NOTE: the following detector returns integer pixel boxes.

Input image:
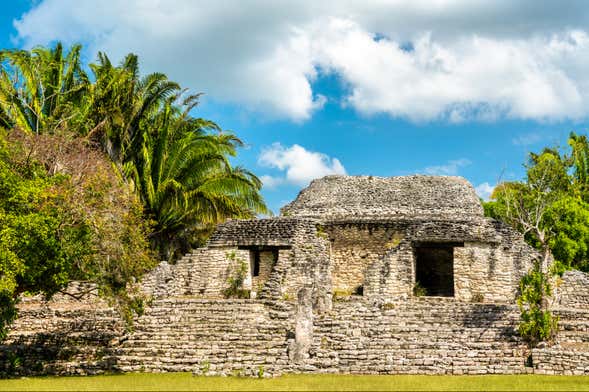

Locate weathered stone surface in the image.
[281,175,483,220]
[4,293,589,377]
[556,270,589,309]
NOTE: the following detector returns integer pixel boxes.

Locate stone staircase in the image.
[554,309,589,344]
[2,292,588,376]
[309,298,530,375]
[113,299,295,376]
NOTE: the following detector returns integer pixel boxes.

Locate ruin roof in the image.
[207,217,316,247]
[280,175,484,220]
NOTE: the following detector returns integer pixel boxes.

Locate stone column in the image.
[289,286,313,363]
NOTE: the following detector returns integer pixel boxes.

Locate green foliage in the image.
[543,196,589,272]
[413,281,427,297]
[0,42,267,335]
[332,288,353,301]
[517,263,558,346]
[315,225,328,239]
[0,130,155,338]
[126,101,269,259]
[0,43,89,134]
[484,132,589,273]
[200,360,210,375]
[223,259,250,299]
[0,42,269,262]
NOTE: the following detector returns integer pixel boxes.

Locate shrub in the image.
[223,259,250,298]
[413,281,427,297]
[517,262,558,346]
[0,130,155,336]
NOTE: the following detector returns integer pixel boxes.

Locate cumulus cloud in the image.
[475,182,495,200]
[13,1,589,122]
[512,132,545,146]
[424,158,471,176]
[258,143,346,187]
[259,175,284,189]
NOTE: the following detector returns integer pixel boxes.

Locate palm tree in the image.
[127,97,269,259]
[0,43,269,260]
[0,43,89,134]
[87,52,180,164]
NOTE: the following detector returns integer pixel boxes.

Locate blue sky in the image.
[3,1,588,213]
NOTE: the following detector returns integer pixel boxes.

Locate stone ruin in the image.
[2,175,589,376]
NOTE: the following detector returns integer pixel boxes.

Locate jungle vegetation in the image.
[484,132,589,275]
[0,43,268,337]
[484,132,589,344]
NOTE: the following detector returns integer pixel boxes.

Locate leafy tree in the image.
[485,152,566,268]
[86,53,180,165]
[568,132,589,201]
[485,132,589,273]
[543,196,589,273]
[0,130,155,337]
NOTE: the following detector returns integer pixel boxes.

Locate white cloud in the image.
[13,1,589,122]
[258,143,346,187]
[512,132,544,146]
[475,182,495,201]
[424,158,471,176]
[259,175,284,189]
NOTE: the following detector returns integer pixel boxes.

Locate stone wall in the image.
[533,348,589,375]
[0,297,123,377]
[359,219,537,303]
[556,270,589,309]
[326,224,400,293]
[309,299,530,375]
[115,299,295,376]
[270,222,331,311]
[207,218,314,247]
[141,248,250,298]
[142,218,331,307]
[3,288,589,377]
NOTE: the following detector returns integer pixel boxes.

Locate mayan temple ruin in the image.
[2,175,589,376]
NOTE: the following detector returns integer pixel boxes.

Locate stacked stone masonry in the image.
[1,175,589,376]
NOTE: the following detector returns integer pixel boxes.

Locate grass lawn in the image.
[0,373,587,391]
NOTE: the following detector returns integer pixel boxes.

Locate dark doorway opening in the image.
[415,243,461,297]
[239,246,284,279]
[252,250,261,277]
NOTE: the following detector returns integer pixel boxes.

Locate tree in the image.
[127,97,269,259]
[0,42,269,259]
[543,196,589,273]
[485,132,589,273]
[486,151,567,270]
[0,42,269,336]
[568,132,589,201]
[0,129,155,337]
[517,262,558,346]
[0,43,89,134]
[87,53,180,165]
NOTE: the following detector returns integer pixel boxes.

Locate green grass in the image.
[0,373,587,391]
